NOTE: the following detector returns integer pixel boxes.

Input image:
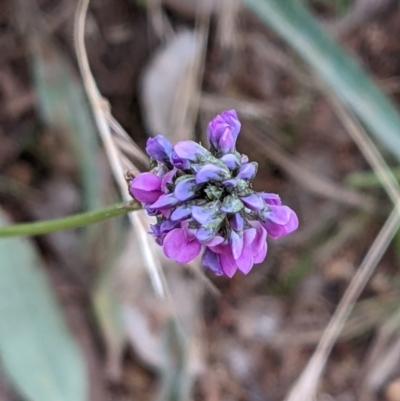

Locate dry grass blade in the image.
[360,308,400,398]
[74,0,166,297]
[329,95,400,203]
[140,3,221,294]
[325,0,397,38]
[285,93,400,401]
[285,207,400,401]
[247,123,376,211]
[105,113,149,166]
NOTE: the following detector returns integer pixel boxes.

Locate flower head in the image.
[127,110,298,277]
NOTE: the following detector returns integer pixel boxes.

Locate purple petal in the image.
[241,194,264,211]
[201,249,223,276]
[220,250,238,278]
[129,173,163,204]
[150,223,161,236]
[174,177,197,201]
[146,135,173,161]
[221,154,240,170]
[230,213,244,231]
[191,203,218,225]
[180,220,197,240]
[161,168,177,192]
[150,223,164,243]
[170,204,192,221]
[237,162,258,180]
[253,242,267,264]
[196,227,216,242]
[170,152,190,169]
[163,228,186,258]
[130,172,161,191]
[144,205,159,216]
[208,242,228,254]
[243,228,257,247]
[230,230,244,260]
[286,211,299,232]
[249,222,268,264]
[207,110,241,153]
[175,240,202,263]
[236,247,254,274]
[163,229,201,263]
[222,179,237,188]
[258,192,281,206]
[205,235,225,247]
[150,193,179,209]
[150,219,179,244]
[160,209,172,219]
[264,205,292,225]
[219,129,236,154]
[195,164,230,184]
[224,109,241,138]
[160,219,180,233]
[262,206,299,239]
[174,141,207,161]
[250,222,267,257]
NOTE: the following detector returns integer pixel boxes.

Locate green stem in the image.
[0,201,142,238]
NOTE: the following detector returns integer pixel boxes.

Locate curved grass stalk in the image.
[74,0,166,297]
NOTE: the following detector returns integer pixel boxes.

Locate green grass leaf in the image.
[29,27,100,211]
[0,210,88,401]
[240,0,400,162]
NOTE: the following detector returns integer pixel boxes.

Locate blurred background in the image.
[1,0,400,400]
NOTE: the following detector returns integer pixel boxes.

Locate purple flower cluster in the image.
[128,110,298,277]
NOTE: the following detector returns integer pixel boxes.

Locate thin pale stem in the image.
[0,201,141,238]
[74,0,166,297]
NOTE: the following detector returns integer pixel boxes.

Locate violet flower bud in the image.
[129,172,163,204]
[146,135,173,162]
[207,109,241,154]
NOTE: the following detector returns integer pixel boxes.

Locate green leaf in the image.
[92,269,125,379]
[394,227,400,264]
[240,0,400,162]
[346,167,400,189]
[0,210,88,401]
[29,27,100,211]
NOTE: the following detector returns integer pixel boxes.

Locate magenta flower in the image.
[163,227,201,263]
[262,205,299,239]
[127,110,298,277]
[129,172,163,204]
